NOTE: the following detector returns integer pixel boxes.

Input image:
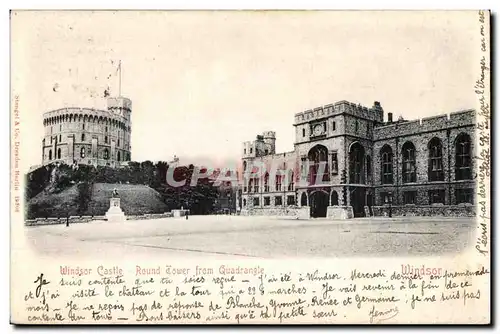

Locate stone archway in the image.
[300,192,308,206]
[310,191,328,218]
[330,190,339,206]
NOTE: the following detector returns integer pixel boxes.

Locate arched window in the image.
[380,145,393,184]
[57,148,61,159]
[117,151,121,162]
[402,142,416,183]
[81,133,85,142]
[104,149,109,160]
[59,135,61,142]
[243,161,247,171]
[80,147,85,158]
[455,133,472,180]
[264,173,269,192]
[308,145,329,184]
[48,150,52,160]
[275,174,282,191]
[105,136,108,144]
[349,142,365,184]
[243,198,247,207]
[428,137,444,181]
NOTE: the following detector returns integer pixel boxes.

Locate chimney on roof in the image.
[388,112,393,123]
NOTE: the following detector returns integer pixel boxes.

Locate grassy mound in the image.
[26,182,168,219]
[87,183,168,216]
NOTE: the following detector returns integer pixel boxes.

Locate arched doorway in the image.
[300,193,308,206]
[350,187,366,217]
[307,145,329,185]
[330,190,339,206]
[310,191,328,218]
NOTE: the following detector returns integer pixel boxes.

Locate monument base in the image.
[106,198,126,223]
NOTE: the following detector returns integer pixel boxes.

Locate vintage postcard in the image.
[10,10,490,324]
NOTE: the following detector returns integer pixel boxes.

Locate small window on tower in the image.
[81,133,85,141]
[105,136,108,144]
[332,121,336,131]
[302,128,306,137]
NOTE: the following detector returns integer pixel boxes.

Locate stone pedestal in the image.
[327,206,354,219]
[106,198,126,223]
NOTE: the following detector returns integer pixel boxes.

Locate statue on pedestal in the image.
[106,188,125,223]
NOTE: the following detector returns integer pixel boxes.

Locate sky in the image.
[11,10,482,172]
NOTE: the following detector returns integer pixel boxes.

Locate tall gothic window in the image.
[117,151,121,162]
[380,145,393,184]
[331,152,338,175]
[275,174,282,191]
[428,137,444,181]
[349,142,365,184]
[48,149,52,160]
[455,133,472,180]
[402,141,416,183]
[264,173,269,192]
[104,148,109,160]
[80,147,85,158]
[57,148,61,159]
[81,133,85,142]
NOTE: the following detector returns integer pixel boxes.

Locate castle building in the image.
[41,96,132,168]
[240,100,476,218]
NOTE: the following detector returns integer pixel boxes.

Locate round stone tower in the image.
[262,131,276,155]
[41,96,132,167]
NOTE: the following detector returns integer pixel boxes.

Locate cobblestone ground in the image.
[24,215,476,260]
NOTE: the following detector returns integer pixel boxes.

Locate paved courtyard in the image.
[24,215,476,260]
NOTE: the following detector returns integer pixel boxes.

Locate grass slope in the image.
[87,183,168,216]
[27,183,168,218]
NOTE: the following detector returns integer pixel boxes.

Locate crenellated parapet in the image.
[294,100,384,125]
[373,109,475,140]
[43,108,130,131]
